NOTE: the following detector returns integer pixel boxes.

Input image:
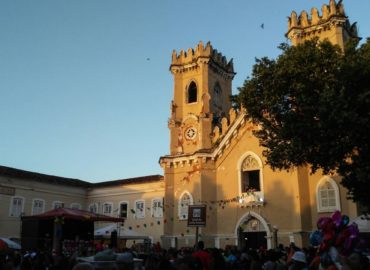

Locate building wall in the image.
[0,171,165,246]
[87,181,165,244]
[0,175,87,238]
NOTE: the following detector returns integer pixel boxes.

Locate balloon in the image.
[317,217,331,230]
[342,224,360,255]
[331,211,342,228]
[348,223,359,238]
[310,230,323,246]
[335,227,350,247]
[341,215,350,227]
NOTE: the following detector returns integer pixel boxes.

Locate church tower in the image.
[168,41,235,155]
[286,0,359,49]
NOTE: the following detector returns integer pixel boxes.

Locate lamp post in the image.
[273,225,278,249]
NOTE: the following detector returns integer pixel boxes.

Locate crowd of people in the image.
[0,239,369,270]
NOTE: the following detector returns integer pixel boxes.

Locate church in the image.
[159,0,360,249]
[0,0,365,250]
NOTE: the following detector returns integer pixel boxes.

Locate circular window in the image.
[185,127,197,140]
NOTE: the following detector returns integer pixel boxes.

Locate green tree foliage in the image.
[236,38,370,210]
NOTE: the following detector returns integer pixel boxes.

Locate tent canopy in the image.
[21,207,125,223]
[353,215,370,232]
[94,224,149,240]
[0,237,21,250]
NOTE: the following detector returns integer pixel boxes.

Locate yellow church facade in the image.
[159,0,359,250]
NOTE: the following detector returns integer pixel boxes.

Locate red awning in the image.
[21,208,125,223]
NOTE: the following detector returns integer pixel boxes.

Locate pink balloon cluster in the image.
[315,210,359,256]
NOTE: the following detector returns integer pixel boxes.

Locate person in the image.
[289,251,307,270]
[95,240,104,252]
[192,241,211,270]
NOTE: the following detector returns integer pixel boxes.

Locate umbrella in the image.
[0,237,21,250]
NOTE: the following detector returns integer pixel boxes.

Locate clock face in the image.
[184,127,197,140]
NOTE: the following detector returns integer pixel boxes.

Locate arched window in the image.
[178,191,193,220]
[238,152,264,203]
[187,81,197,103]
[316,176,341,213]
[241,155,262,192]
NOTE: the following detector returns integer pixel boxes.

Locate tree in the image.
[236,38,370,210]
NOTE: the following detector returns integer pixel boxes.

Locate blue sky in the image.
[1,0,369,182]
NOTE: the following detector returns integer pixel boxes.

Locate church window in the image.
[317,176,341,213]
[10,196,24,217]
[178,191,193,220]
[32,199,45,215]
[187,81,197,103]
[241,155,261,192]
[238,152,264,203]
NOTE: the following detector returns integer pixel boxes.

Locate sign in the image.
[0,185,15,196]
[187,204,206,227]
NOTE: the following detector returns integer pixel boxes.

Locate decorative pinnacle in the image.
[170,41,234,74]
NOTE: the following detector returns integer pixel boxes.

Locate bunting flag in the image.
[122,193,264,232]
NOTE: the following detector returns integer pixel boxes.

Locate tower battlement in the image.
[288,0,345,30]
[170,41,234,75]
[286,0,358,48]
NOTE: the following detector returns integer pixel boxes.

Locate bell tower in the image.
[286,0,359,50]
[168,41,235,155]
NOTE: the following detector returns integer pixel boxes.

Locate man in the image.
[192,241,211,270]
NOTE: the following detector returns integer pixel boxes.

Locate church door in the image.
[242,231,267,250]
[238,217,267,250]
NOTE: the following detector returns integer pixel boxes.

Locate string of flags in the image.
[125,193,262,236]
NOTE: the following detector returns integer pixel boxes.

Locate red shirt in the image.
[193,250,211,270]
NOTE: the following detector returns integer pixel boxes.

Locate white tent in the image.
[353,215,370,232]
[94,224,149,240]
[0,237,21,250]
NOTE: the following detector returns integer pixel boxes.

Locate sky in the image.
[1,0,369,182]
